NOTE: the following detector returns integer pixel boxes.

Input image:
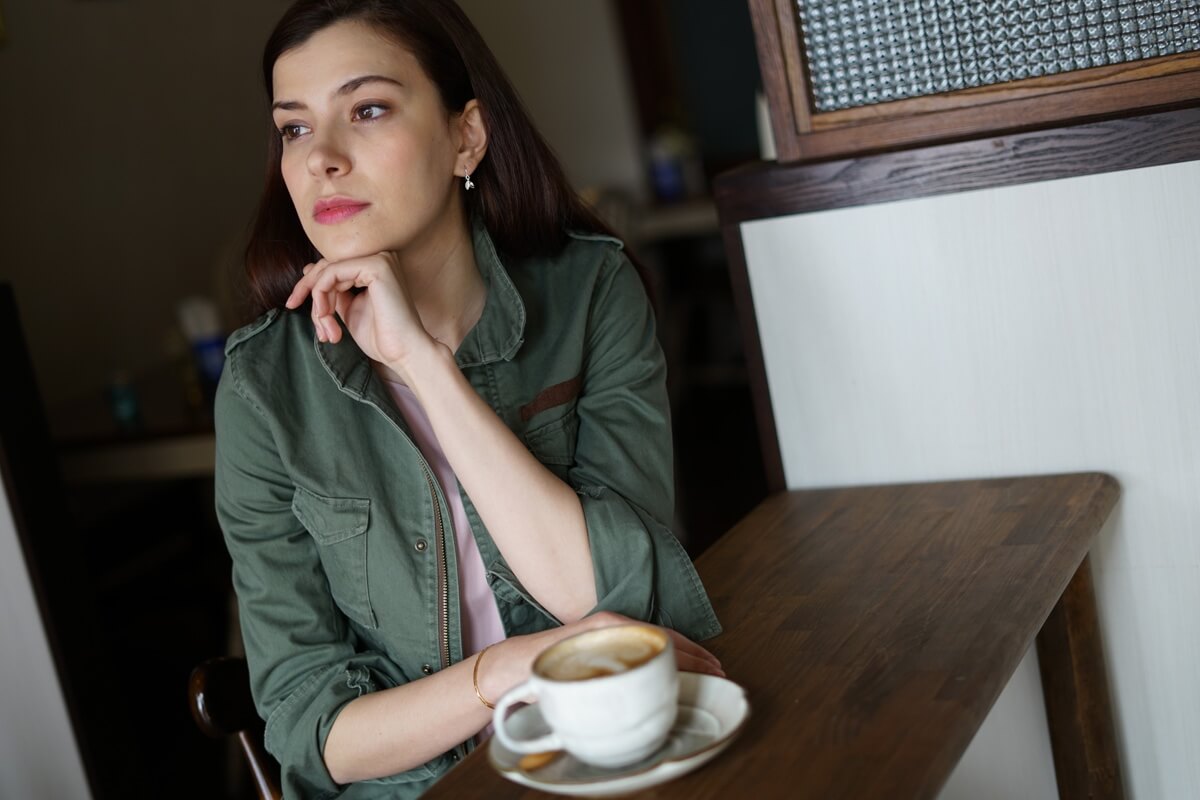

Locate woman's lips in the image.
[314,202,370,225]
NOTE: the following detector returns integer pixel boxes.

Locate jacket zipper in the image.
[422,434,463,761]
[423,467,452,672]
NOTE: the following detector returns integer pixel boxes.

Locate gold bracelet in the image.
[473,644,496,710]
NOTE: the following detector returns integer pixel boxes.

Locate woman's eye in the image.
[353,103,389,121]
[278,123,310,141]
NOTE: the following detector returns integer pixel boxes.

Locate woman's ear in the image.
[455,99,489,178]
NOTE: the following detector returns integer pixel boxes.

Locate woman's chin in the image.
[313,240,381,263]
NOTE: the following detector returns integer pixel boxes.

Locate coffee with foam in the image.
[536,625,667,681]
[494,623,679,768]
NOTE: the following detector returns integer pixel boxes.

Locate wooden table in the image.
[428,473,1123,800]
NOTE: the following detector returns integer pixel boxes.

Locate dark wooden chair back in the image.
[188,656,282,800]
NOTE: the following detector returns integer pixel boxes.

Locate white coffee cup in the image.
[492,624,679,768]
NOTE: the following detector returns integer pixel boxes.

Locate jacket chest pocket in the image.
[291,486,378,629]
[522,409,579,481]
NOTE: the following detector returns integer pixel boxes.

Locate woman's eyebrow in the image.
[272,75,405,112]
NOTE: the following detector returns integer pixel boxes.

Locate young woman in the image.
[215,1,723,796]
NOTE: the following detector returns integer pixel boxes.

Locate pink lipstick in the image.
[313,196,370,224]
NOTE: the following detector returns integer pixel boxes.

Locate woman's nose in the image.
[306,131,351,177]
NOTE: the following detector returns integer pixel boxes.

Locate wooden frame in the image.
[748,0,1200,162]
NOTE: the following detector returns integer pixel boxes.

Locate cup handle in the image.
[492,679,563,755]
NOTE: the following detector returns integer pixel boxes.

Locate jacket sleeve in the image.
[214,360,449,799]
[570,251,722,641]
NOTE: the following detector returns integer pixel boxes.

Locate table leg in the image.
[1035,555,1125,800]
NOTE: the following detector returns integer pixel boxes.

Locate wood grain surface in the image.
[1037,557,1126,800]
[426,472,1119,799]
[812,53,1200,129]
[715,106,1200,226]
[784,70,1200,163]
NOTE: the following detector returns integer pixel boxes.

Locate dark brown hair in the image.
[243,0,631,319]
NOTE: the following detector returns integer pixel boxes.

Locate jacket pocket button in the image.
[422,664,434,675]
[414,539,428,552]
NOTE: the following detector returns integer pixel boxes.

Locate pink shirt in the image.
[382,379,506,658]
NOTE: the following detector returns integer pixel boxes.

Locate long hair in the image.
[243,0,630,319]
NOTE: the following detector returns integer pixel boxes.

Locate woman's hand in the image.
[478,611,725,704]
[284,252,439,373]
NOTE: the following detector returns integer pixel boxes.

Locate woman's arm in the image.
[216,357,432,797]
[289,251,597,622]
[288,245,722,637]
[322,621,543,784]
[323,611,724,783]
[400,341,596,621]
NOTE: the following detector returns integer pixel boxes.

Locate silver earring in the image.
[463,167,475,191]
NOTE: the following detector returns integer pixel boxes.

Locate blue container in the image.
[192,335,227,385]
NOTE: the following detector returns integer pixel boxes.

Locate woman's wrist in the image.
[478,636,535,705]
[386,336,454,388]
[478,618,620,704]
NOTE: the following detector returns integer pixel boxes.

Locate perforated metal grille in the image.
[797,1,1200,112]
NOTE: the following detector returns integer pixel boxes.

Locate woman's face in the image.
[271,20,465,262]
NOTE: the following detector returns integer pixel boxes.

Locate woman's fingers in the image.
[582,612,725,676]
[287,259,327,307]
[318,313,339,344]
[287,259,375,343]
[286,258,366,310]
[588,616,724,675]
[671,634,725,677]
[665,629,722,670]
[676,650,726,677]
[334,291,354,330]
[284,251,432,366]
[310,273,357,324]
[309,265,363,315]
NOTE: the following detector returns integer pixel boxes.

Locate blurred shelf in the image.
[59,433,216,485]
[50,362,216,485]
[633,198,720,246]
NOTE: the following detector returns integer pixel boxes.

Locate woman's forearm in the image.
[396,343,597,622]
[323,618,638,783]
[323,655,491,784]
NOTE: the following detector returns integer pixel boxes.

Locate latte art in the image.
[537,625,666,681]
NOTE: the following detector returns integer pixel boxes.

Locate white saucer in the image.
[488,672,749,797]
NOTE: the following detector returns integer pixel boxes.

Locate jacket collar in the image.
[454,216,527,368]
[315,217,527,397]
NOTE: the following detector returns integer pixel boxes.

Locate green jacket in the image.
[214,221,722,799]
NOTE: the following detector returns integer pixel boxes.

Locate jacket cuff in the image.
[577,485,723,641]
[263,658,448,798]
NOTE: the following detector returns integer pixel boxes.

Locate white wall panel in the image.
[938,643,1056,800]
[0,486,90,800]
[741,160,1200,799]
